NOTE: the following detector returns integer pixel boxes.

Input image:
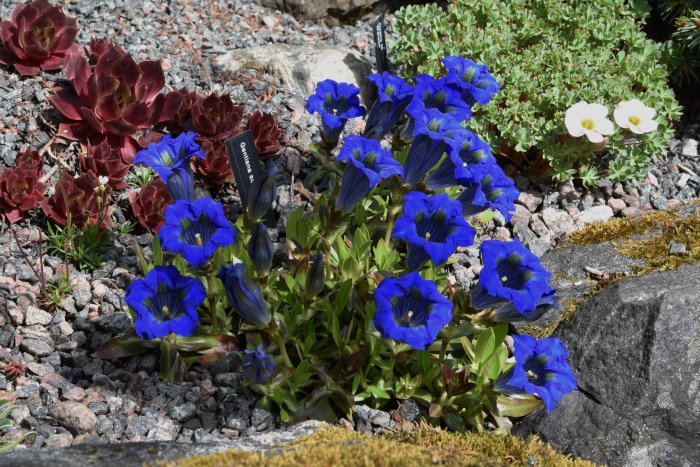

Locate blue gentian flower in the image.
[305,252,325,299]
[364,72,414,140]
[248,222,274,275]
[457,162,519,222]
[373,272,453,350]
[134,132,204,200]
[424,130,494,189]
[402,108,465,186]
[242,344,276,384]
[495,335,577,413]
[470,239,553,314]
[408,74,472,122]
[125,265,205,340]
[306,79,366,146]
[493,289,558,323]
[443,56,500,106]
[247,164,278,222]
[392,192,475,270]
[335,135,403,212]
[217,262,270,327]
[158,197,237,269]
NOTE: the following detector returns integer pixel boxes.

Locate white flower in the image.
[564,101,615,143]
[614,99,658,135]
[98,175,109,186]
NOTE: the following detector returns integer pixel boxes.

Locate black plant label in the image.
[373,13,389,74]
[225,130,263,208]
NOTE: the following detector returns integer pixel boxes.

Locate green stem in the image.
[206,275,218,332]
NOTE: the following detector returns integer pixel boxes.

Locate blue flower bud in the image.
[304,253,325,299]
[248,222,274,275]
[247,164,278,222]
[217,262,270,327]
[242,344,275,384]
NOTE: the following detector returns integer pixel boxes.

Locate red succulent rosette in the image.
[128,178,172,232]
[80,140,130,190]
[0,0,79,76]
[247,110,282,155]
[48,39,183,161]
[41,172,112,230]
[187,93,244,140]
[15,149,44,175]
[193,139,234,186]
[0,166,47,223]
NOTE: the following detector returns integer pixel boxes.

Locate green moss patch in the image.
[156,425,597,467]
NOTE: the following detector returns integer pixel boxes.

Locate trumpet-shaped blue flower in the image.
[373,272,453,350]
[306,79,366,146]
[443,56,500,106]
[158,198,237,269]
[364,72,414,140]
[134,132,204,200]
[457,162,519,222]
[247,164,278,222]
[424,130,494,189]
[335,135,403,212]
[408,74,472,122]
[493,289,558,323]
[392,192,475,270]
[403,108,465,186]
[495,335,577,413]
[125,265,205,340]
[217,262,270,327]
[471,239,553,314]
[248,222,274,275]
[242,344,276,384]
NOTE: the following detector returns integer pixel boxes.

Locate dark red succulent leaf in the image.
[155,87,201,135]
[15,149,44,175]
[0,0,79,76]
[193,138,234,186]
[128,178,172,232]
[80,140,130,190]
[0,166,47,223]
[247,110,282,155]
[188,93,244,140]
[41,172,112,230]
[49,39,183,161]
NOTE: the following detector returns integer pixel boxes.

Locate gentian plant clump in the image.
[99,56,576,431]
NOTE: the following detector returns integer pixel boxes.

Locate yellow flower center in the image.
[581,118,595,130]
[526,370,538,381]
[628,115,641,126]
[424,232,431,240]
[162,306,171,318]
[195,233,203,246]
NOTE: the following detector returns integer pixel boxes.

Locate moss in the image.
[156,425,597,467]
[568,209,677,246]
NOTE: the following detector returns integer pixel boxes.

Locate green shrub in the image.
[391,0,682,185]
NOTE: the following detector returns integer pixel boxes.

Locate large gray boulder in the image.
[261,0,381,20]
[513,264,700,466]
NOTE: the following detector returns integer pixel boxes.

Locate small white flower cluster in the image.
[564,99,658,143]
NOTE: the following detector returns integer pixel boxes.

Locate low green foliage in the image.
[0,400,35,452]
[158,424,597,467]
[126,166,156,189]
[391,0,682,184]
[46,273,75,311]
[46,220,110,272]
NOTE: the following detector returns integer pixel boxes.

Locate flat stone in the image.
[540,208,575,236]
[668,240,687,255]
[516,192,543,212]
[681,138,698,157]
[49,401,97,435]
[575,205,614,226]
[606,198,626,214]
[19,338,54,357]
[215,44,372,104]
[43,433,73,448]
[260,0,380,20]
[25,306,52,326]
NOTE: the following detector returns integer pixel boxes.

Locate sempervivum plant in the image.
[128,178,172,232]
[247,110,282,156]
[80,140,130,190]
[188,93,244,140]
[0,166,47,223]
[49,39,182,161]
[15,149,44,175]
[193,139,233,186]
[0,0,78,76]
[41,172,111,230]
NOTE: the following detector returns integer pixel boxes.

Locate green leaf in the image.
[91,331,160,359]
[474,328,496,364]
[497,395,544,417]
[152,235,163,266]
[367,385,391,399]
[133,239,152,275]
